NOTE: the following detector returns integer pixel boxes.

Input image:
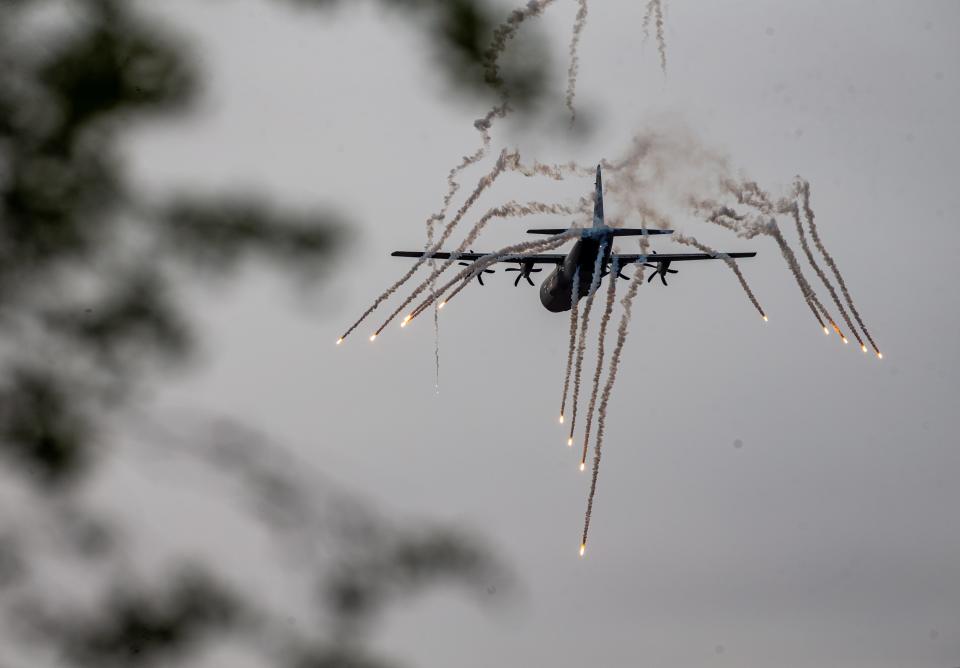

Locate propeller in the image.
[505,259,543,286]
[601,264,630,281]
[458,254,495,286]
[643,251,678,286]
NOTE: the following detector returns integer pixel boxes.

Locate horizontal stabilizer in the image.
[525,228,673,236]
[607,228,673,236]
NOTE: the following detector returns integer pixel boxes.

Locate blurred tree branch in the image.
[1,0,534,665]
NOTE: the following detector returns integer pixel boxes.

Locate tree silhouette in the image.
[0,0,541,664]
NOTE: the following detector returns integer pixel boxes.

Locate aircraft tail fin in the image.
[593,164,604,228]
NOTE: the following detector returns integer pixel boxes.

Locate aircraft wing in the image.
[391,251,566,264]
[612,251,756,264]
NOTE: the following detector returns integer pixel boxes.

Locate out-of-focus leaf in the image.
[44,270,192,369]
[324,527,501,625]
[39,6,197,149]
[0,534,25,589]
[293,646,394,668]
[159,196,344,276]
[51,567,239,667]
[0,366,94,485]
[1,147,120,272]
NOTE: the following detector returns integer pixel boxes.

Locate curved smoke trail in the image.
[672,232,767,319]
[403,199,577,323]
[408,232,580,321]
[581,264,645,555]
[339,152,513,342]
[720,179,850,337]
[376,201,577,335]
[579,257,620,469]
[508,153,596,180]
[696,199,838,334]
[483,0,558,91]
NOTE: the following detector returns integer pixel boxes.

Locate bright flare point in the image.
[579,462,585,472]
[369,334,377,342]
[842,337,849,344]
[762,315,769,322]
[579,543,585,557]
[823,326,830,335]
[567,437,573,447]
[877,352,884,360]
[559,414,565,424]
[336,337,343,346]
[861,344,868,353]
[438,301,446,310]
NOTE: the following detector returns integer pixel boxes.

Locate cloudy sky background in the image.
[104,1,960,665]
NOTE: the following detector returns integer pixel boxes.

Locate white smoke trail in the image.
[579,257,620,469]
[338,152,513,342]
[559,268,581,428]
[581,263,645,554]
[507,153,596,180]
[718,180,844,332]
[441,105,511,214]
[483,0,558,92]
[433,302,441,392]
[641,0,654,41]
[672,232,767,320]
[404,199,577,322]
[567,239,608,447]
[641,0,667,74]
[694,199,837,333]
[724,178,775,215]
[427,0,558,368]
[376,200,577,335]
[797,179,881,355]
[766,221,836,333]
[437,0,557,229]
[565,0,589,124]
[410,232,580,320]
[428,106,508,392]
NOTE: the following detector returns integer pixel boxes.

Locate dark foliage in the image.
[1,0,528,665]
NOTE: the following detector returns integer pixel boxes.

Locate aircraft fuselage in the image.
[539,237,611,313]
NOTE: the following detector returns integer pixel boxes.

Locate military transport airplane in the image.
[392,165,757,313]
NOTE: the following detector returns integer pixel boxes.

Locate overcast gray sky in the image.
[110,1,960,665]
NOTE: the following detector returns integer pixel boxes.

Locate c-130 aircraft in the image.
[392,165,757,312]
